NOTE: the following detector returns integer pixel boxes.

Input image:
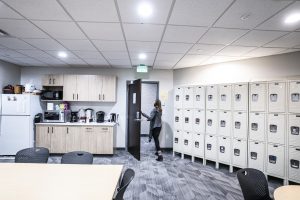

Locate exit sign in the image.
[136,65,148,73]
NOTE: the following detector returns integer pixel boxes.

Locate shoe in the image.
[156,155,163,162]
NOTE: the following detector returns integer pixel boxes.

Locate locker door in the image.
[288,147,300,182]
[233,84,248,111]
[173,130,182,153]
[289,81,300,113]
[183,87,194,109]
[268,82,286,113]
[288,114,300,147]
[218,111,232,137]
[206,85,218,110]
[194,86,205,109]
[232,139,247,168]
[192,133,204,158]
[183,109,193,131]
[182,131,192,155]
[206,110,217,135]
[219,84,232,110]
[174,109,183,130]
[218,136,231,164]
[250,83,267,112]
[267,144,285,178]
[193,110,205,133]
[267,114,286,145]
[174,87,183,108]
[205,135,217,161]
[233,111,248,139]
[249,113,266,142]
[248,141,265,172]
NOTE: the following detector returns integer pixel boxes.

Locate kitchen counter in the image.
[35,122,116,127]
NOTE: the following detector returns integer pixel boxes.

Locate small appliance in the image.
[85,108,94,123]
[34,113,43,123]
[43,110,70,123]
[96,111,105,123]
[78,108,86,123]
[110,113,118,123]
[24,83,35,93]
[41,90,63,100]
[71,111,78,122]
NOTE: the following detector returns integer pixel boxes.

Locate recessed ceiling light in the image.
[137,2,153,18]
[58,51,67,58]
[138,53,147,60]
[240,13,251,21]
[284,13,300,24]
[197,49,204,52]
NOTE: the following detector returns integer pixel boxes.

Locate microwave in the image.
[43,110,71,123]
[41,90,63,100]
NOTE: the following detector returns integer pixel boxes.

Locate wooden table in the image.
[274,185,300,200]
[0,163,123,200]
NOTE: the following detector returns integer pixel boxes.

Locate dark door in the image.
[127,79,142,160]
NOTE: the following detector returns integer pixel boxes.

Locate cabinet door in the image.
[96,127,113,154]
[102,76,116,102]
[80,127,97,153]
[52,74,63,86]
[88,75,102,101]
[63,75,77,101]
[36,126,51,149]
[76,75,90,101]
[66,126,81,152]
[42,75,52,86]
[50,126,66,153]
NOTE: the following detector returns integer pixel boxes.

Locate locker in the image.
[193,110,205,133]
[233,84,248,111]
[268,82,286,113]
[194,86,205,109]
[174,109,183,130]
[183,87,194,109]
[288,147,300,182]
[192,133,205,158]
[289,81,300,113]
[205,135,217,161]
[248,141,265,172]
[182,131,192,155]
[218,136,231,164]
[206,110,218,135]
[218,111,232,137]
[219,84,232,110]
[249,112,266,142]
[174,87,183,108]
[183,109,193,132]
[232,139,247,168]
[250,82,267,112]
[267,144,285,178]
[206,85,218,110]
[233,111,248,140]
[288,114,300,147]
[173,130,182,153]
[267,114,286,145]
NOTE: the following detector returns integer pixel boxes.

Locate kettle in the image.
[85,108,94,123]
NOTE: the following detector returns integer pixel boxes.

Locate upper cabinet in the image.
[101,76,116,102]
[42,74,64,86]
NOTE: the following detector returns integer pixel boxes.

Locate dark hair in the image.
[154,99,162,112]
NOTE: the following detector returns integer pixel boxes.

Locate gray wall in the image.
[0,60,21,93]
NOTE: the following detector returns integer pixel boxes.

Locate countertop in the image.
[35,122,116,126]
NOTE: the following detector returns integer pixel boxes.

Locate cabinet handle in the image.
[67,127,69,134]
[47,127,49,133]
[53,78,55,85]
[77,94,79,100]
[51,127,53,133]
[73,94,75,100]
[99,94,101,100]
[103,94,104,100]
[49,78,51,85]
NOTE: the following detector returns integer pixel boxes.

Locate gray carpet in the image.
[0,137,282,200]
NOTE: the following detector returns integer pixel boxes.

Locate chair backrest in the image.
[15,147,49,163]
[114,168,135,200]
[237,168,271,200]
[61,151,93,164]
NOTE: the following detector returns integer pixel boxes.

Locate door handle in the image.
[47,127,49,133]
[134,119,143,122]
[73,94,75,100]
[99,94,101,100]
[103,94,105,100]
[51,127,54,134]
[77,94,79,100]
[67,127,69,134]
[49,78,51,85]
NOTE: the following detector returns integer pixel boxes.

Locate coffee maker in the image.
[70,112,78,122]
[96,111,105,123]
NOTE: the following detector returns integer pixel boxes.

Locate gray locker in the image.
[288,114,300,147]
[233,111,248,140]
[248,141,265,172]
[206,110,218,135]
[268,82,286,113]
[206,85,218,110]
[182,131,192,155]
[218,111,232,137]
[219,84,232,110]
[250,82,267,112]
[183,109,193,132]
[183,86,194,109]
[232,139,247,168]
[173,130,182,153]
[289,81,300,113]
[267,144,285,178]
[174,87,183,108]
[233,83,248,111]
[174,109,183,130]
[193,109,205,133]
[218,136,231,164]
[288,147,300,182]
[205,135,217,161]
[249,112,266,142]
[192,133,205,158]
[267,114,286,145]
[194,86,205,109]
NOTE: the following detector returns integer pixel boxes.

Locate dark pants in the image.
[152,127,161,152]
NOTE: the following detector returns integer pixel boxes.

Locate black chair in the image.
[15,147,49,163]
[237,168,272,200]
[61,151,93,164]
[114,168,135,200]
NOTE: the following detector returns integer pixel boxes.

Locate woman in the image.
[141,99,163,161]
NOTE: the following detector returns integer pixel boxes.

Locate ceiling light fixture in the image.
[284,12,300,24]
[240,13,251,21]
[137,2,153,18]
[58,51,67,58]
[138,53,147,60]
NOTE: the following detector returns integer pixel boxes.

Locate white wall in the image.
[20,67,174,148]
[0,60,21,93]
[174,51,300,86]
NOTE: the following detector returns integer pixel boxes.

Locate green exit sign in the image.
[136,65,148,73]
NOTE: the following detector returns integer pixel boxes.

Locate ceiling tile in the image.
[169,0,234,26]
[58,39,97,51]
[3,0,71,21]
[23,38,66,51]
[203,55,241,65]
[127,41,159,53]
[188,44,225,55]
[83,58,109,66]
[130,52,156,60]
[156,53,183,61]
[216,45,256,56]
[214,0,292,29]
[92,40,127,52]
[244,47,286,57]
[102,51,129,60]
[45,50,78,59]
[16,49,53,58]
[279,48,300,54]
[199,28,248,45]
[131,59,154,66]
[0,1,23,19]
[35,57,67,66]
[111,65,131,69]
[117,0,172,24]
[33,21,86,39]
[72,51,104,59]
[175,54,209,68]
[264,32,300,48]
[13,57,48,66]
[0,38,35,50]
[159,42,193,54]
[108,59,131,66]
[153,60,175,69]
[79,22,123,40]
[163,25,207,43]
[60,0,118,22]
[123,24,164,42]
[63,58,87,65]
[0,49,28,58]
[257,2,300,31]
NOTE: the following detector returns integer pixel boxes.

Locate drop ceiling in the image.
[0,0,299,69]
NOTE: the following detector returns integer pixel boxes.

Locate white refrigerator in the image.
[0,94,42,155]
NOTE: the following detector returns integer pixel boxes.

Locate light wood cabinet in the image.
[66,126,81,152]
[42,74,63,86]
[63,75,77,101]
[50,126,66,153]
[76,75,89,101]
[102,76,116,102]
[36,126,51,149]
[95,127,113,154]
[88,75,103,101]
